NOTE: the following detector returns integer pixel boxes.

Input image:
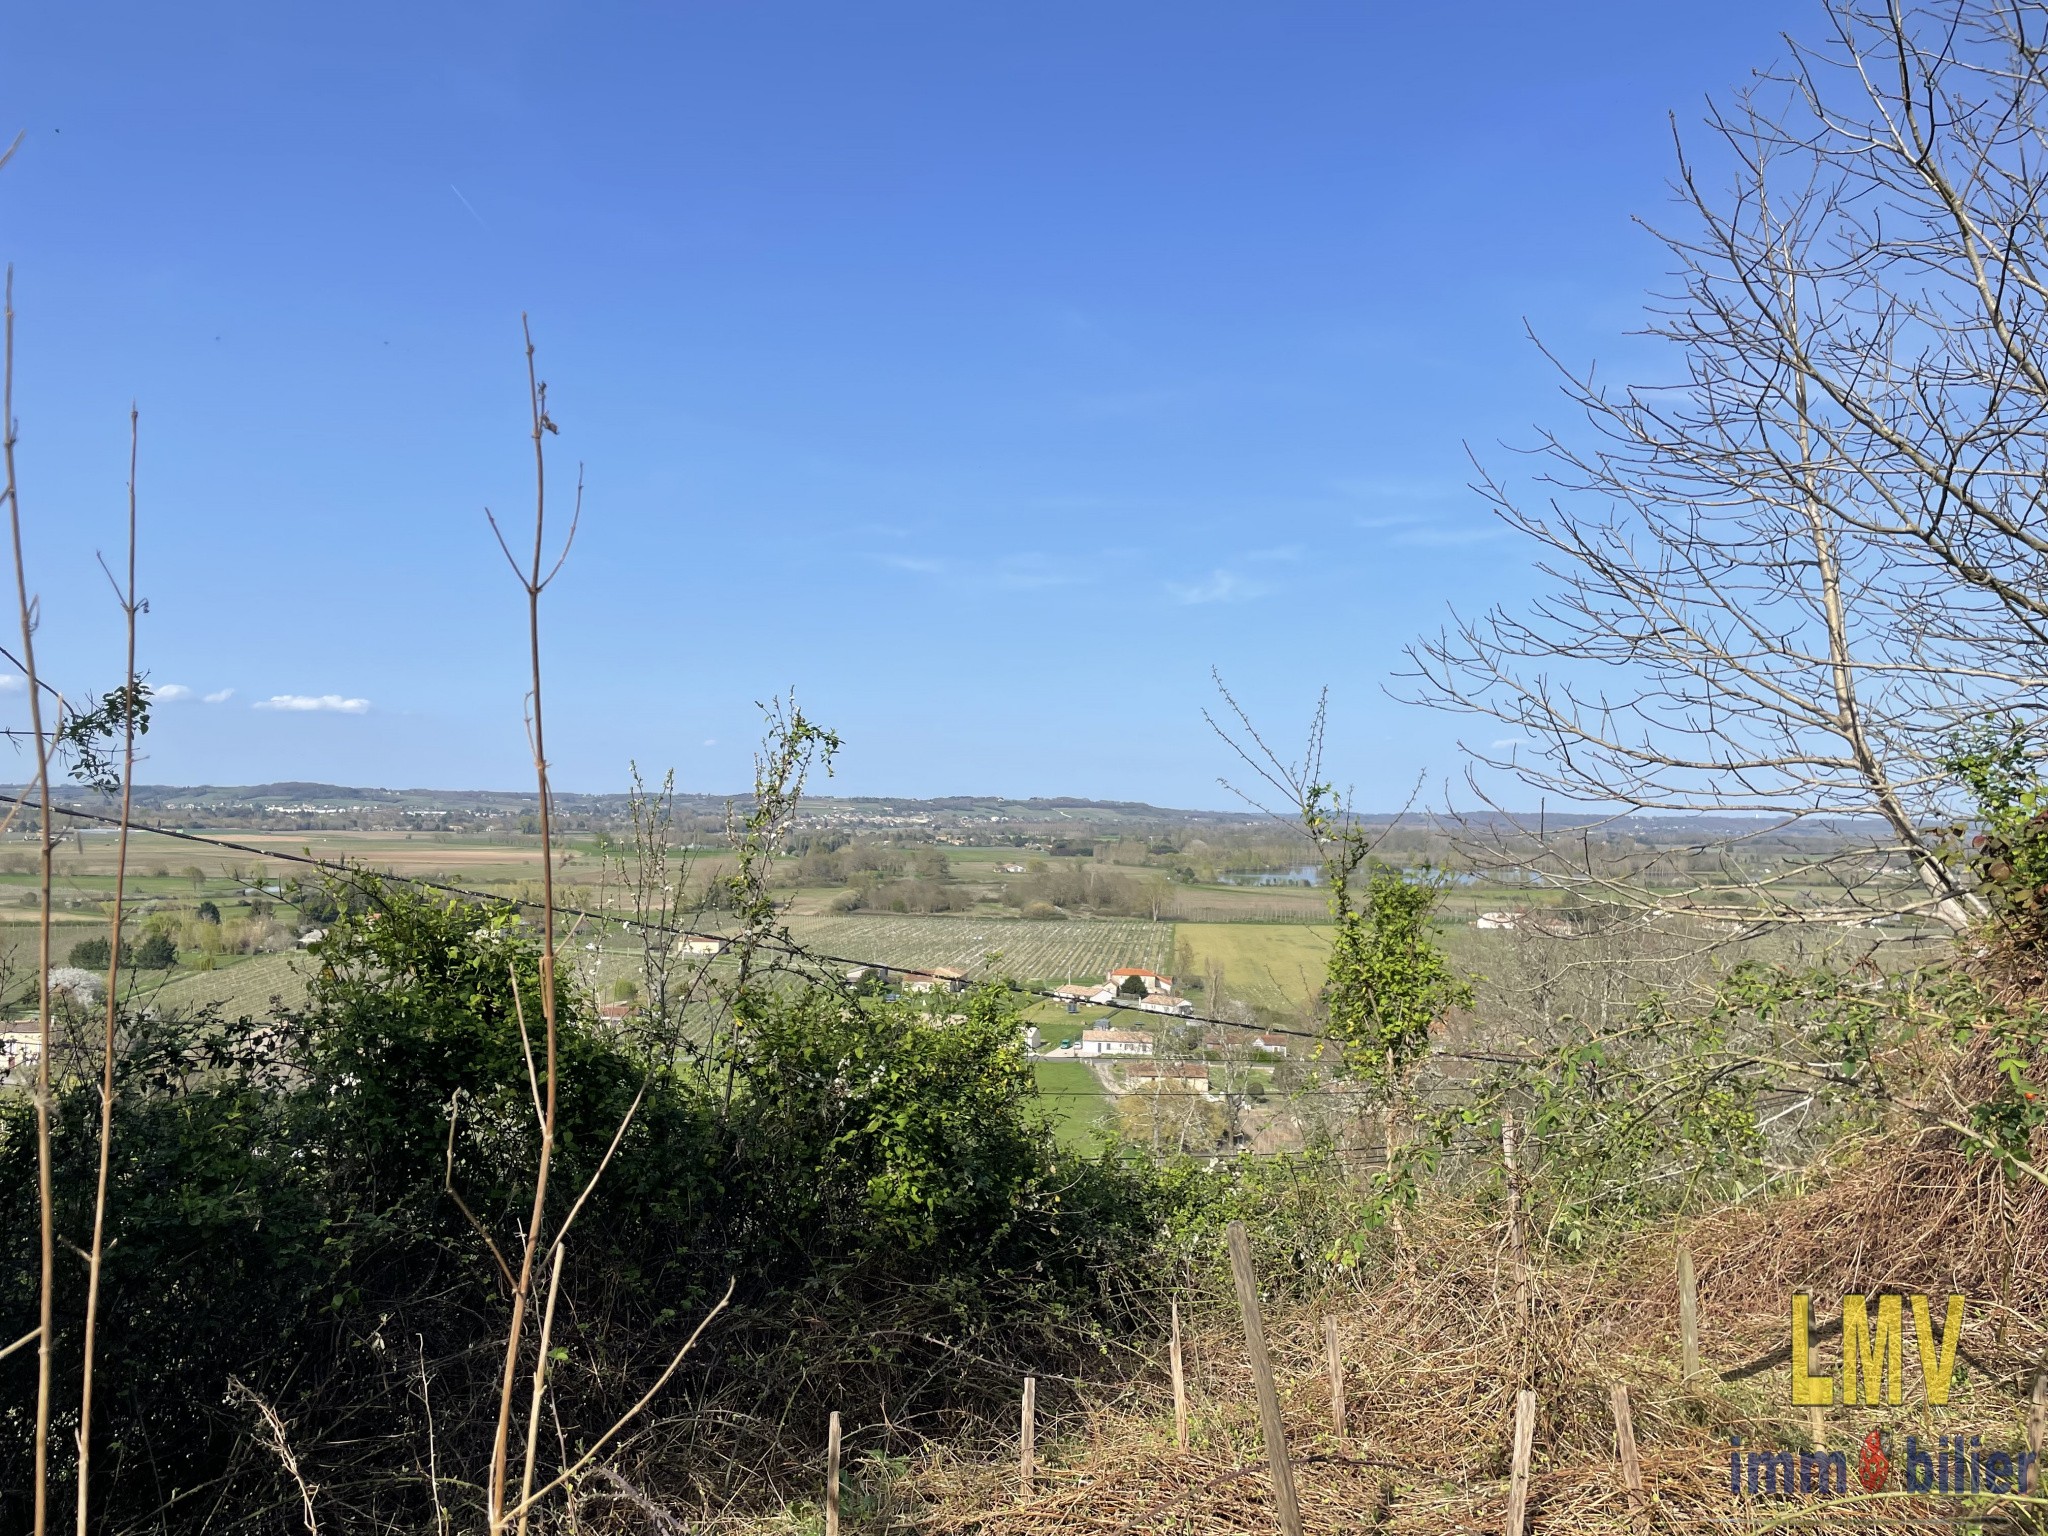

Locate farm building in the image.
[674,935,728,956]
[1078,1027,1153,1057]
[903,966,968,994]
[1053,982,1116,1008]
[1108,967,1174,994]
[1124,1061,1212,1095]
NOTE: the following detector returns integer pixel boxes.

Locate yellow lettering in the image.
[1843,1294,1902,1406]
[1912,1294,1965,1405]
[1790,1293,1834,1405]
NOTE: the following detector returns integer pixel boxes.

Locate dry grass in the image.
[672,1131,2048,1536]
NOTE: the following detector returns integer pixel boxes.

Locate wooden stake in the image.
[1324,1316,1346,1442]
[2026,1368,2045,1494]
[1676,1244,1700,1381]
[1609,1384,1642,1506]
[825,1411,841,1536]
[1170,1300,1188,1450]
[1019,1376,1036,1498]
[1807,1403,1825,1451]
[1502,1108,1530,1322]
[1225,1221,1304,1536]
[1505,1388,1537,1536]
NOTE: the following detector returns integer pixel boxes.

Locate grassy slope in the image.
[1030,1059,1111,1152]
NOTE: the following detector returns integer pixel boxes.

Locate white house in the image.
[904,967,967,994]
[1137,993,1196,1017]
[1108,968,1175,995]
[1476,911,1521,931]
[675,935,728,956]
[1053,982,1116,1009]
[1078,1027,1153,1057]
[1,1027,41,1086]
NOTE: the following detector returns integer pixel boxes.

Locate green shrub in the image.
[0,884,1164,1532]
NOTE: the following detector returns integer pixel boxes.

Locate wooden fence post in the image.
[1609,1384,1642,1507]
[825,1411,841,1536]
[2026,1368,2046,1494]
[1225,1221,1305,1536]
[1808,1404,1825,1450]
[1324,1316,1346,1442]
[1502,1108,1530,1322]
[1019,1376,1037,1498]
[1505,1388,1537,1536]
[1676,1244,1700,1381]
[1170,1300,1188,1450]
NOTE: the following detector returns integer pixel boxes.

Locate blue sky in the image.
[1,1,1792,807]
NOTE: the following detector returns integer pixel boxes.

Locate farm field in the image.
[1173,922,1333,1012]
[140,952,311,1017]
[1029,1059,1111,1151]
[785,913,1172,982]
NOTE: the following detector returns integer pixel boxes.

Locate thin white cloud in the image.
[1168,570,1270,605]
[1491,737,1533,750]
[1246,544,1303,563]
[203,688,234,704]
[994,553,1093,591]
[702,738,717,747]
[155,683,196,702]
[0,675,23,693]
[1332,475,1459,502]
[254,694,370,714]
[1391,523,1504,549]
[878,554,945,576]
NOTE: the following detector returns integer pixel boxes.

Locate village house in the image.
[596,1001,639,1024]
[674,935,728,956]
[903,966,967,994]
[1124,1061,1212,1095]
[1136,992,1196,1017]
[1108,967,1174,994]
[1052,981,1116,1010]
[1,1026,41,1086]
[1077,1027,1153,1058]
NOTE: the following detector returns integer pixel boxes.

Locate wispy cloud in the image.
[0,675,22,694]
[1389,522,1504,548]
[203,688,235,704]
[1245,544,1303,563]
[994,553,1093,591]
[254,694,370,714]
[877,554,945,576]
[1332,475,1460,503]
[1352,511,1426,532]
[1491,737,1533,750]
[1168,569,1270,605]
[155,683,195,702]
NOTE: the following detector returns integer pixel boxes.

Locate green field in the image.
[1030,1059,1111,1150]
[787,913,1172,982]
[139,953,311,1017]
[1174,922,1333,1011]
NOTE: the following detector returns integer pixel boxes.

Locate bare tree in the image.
[1407,0,2048,932]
